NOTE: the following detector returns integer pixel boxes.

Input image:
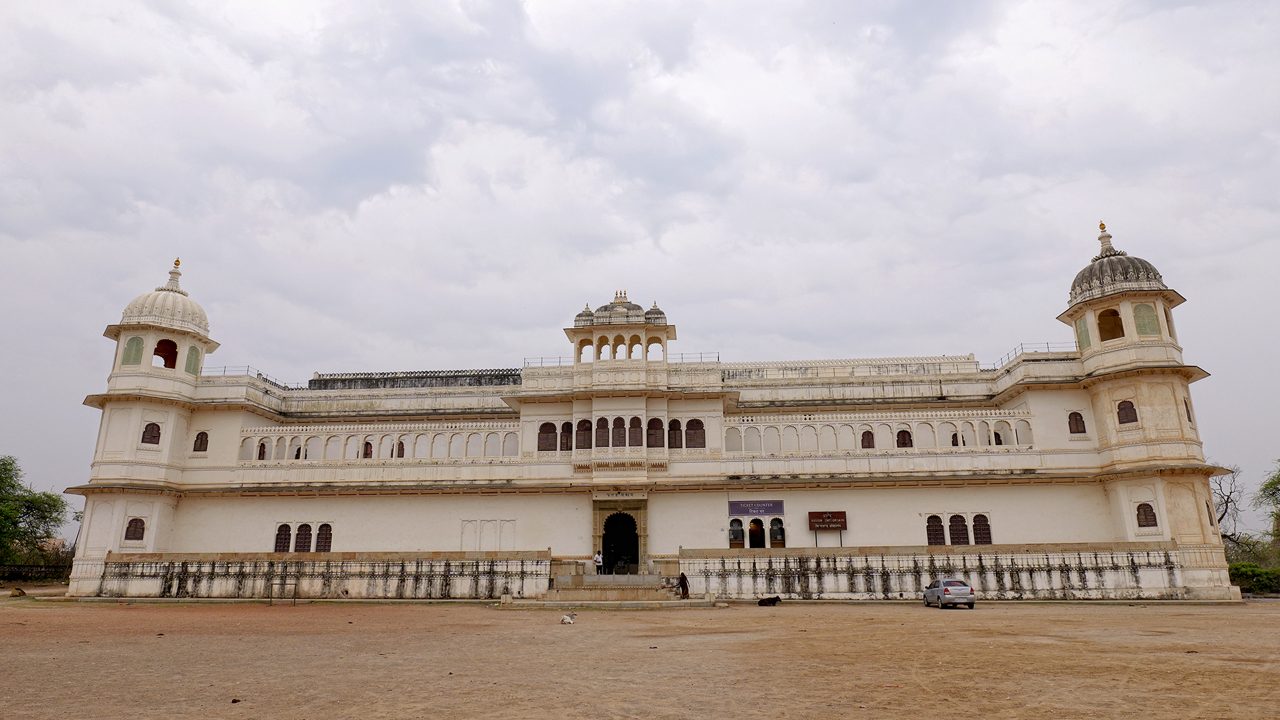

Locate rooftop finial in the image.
[1097,221,1116,256]
[158,258,188,295]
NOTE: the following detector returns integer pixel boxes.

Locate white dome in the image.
[120,260,210,335]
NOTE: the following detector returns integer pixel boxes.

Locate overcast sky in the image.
[2,1,1277,535]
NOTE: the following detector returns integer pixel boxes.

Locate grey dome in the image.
[644,302,667,325]
[595,289,643,314]
[573,304,596,327]
[1068,225,1167,306]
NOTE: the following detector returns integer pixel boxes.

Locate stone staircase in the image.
[496,573,713,609]
[545,574,681,602]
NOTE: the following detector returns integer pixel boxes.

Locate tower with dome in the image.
[66,229,1237,601]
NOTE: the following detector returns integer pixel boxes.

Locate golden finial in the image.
[174,257,181,268]
[1098,221,1106,232]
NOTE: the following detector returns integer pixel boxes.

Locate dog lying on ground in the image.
[757,596,781,606]
[560,612,578,624]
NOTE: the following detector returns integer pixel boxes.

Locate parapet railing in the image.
[201,365,306,390]
[984,342,1079,370]
[523,351,720,367]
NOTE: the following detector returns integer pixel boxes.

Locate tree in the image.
[1253,459,1280,548]
[0,456,69,564]
[1211,464,1246,546]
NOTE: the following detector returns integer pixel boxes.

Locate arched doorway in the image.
[602,512,639,575]
[748,518,766,548]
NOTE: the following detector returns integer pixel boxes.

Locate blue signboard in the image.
[728,500,784,516]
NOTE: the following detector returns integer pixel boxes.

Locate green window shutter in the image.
[122,337,144,365]
[1134,304,1160,336]
[1074,317,1091,350]
[184,346,201,375]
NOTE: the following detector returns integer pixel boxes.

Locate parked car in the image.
[923,578,975,609]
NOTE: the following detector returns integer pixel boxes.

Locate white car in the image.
[923,578,975,609]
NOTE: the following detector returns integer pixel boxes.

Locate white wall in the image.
[168,494,593,554]
[648,483,1118,554]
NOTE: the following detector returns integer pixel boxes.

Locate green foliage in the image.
[1229,563,1280,595]
[0,456,69,564]
[1254,459,1280,511]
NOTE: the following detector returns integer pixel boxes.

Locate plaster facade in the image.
[67,227,1237,600]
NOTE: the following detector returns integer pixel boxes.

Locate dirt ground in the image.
[1,591,1277,720]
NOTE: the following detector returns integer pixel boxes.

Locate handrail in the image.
[985,342,1078,370]
[201,366,306,390]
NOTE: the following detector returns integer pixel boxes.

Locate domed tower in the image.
[1058,224,1219,550]
[1059,223,1184,374]
[68,261,219,593]
[566,291,676,363]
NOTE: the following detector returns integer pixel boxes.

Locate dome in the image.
[573,304,596,328]
[595,289,643,315]
[120,259,210,335]
[1068,224,1167,306]
[644,302,667,325]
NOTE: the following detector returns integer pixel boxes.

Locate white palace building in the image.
[67,224,1238,601]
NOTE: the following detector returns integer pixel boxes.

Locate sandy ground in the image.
[1,592,1277,720]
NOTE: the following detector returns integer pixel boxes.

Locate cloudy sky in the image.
[2,1,1277,534]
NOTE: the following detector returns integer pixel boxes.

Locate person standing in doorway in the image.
[594,550,604,575]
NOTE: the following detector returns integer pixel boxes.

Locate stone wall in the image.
[679,542,1238,601]
[88,552,550,600]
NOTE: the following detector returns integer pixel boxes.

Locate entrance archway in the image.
[748,518,766,548]
[602,512,639,574]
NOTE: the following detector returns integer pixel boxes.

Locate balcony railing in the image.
[985,342,1078,370]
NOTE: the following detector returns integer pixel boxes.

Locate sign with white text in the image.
[728,500,784,516]
[808,511,848,531]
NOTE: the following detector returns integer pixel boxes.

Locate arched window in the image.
[294,523,313,552]
[1136,503,1158,528]
[273,524,291,553]
[686,419,706,449]
[293,447,302,460]
[192,431,209,452]
[560,422,573,451]
[925,515,945,546]
[861,431,875,449]
[748,518,765,548]
[611,417,627,447]
[951,433,961,447]
[362,441,374,459]
[596,418,609,448]
[537,422,557,451]
[576,419,593,449]
[973,514,992,544]
[184,346,201,375]
[124,518,145,541]
[257,442,267,461]
[1098,309,1124,342]
[728,519,744,548]
[1117,401,1138,425]
[396,441,405,458]
[628,417,643,446]
[140,422,161,445]
[316,523,333,552]
[896,430,913,448]
[646,418,665,448]
[1068,412,1087,434]
[152,339,178,368]
[949,515,970,545]
[993,432,1003,446]
[668,420,683,449]
[121,337,144,365]
[769,518,786,548]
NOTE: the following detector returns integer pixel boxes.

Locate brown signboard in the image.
[808,511,847,531]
